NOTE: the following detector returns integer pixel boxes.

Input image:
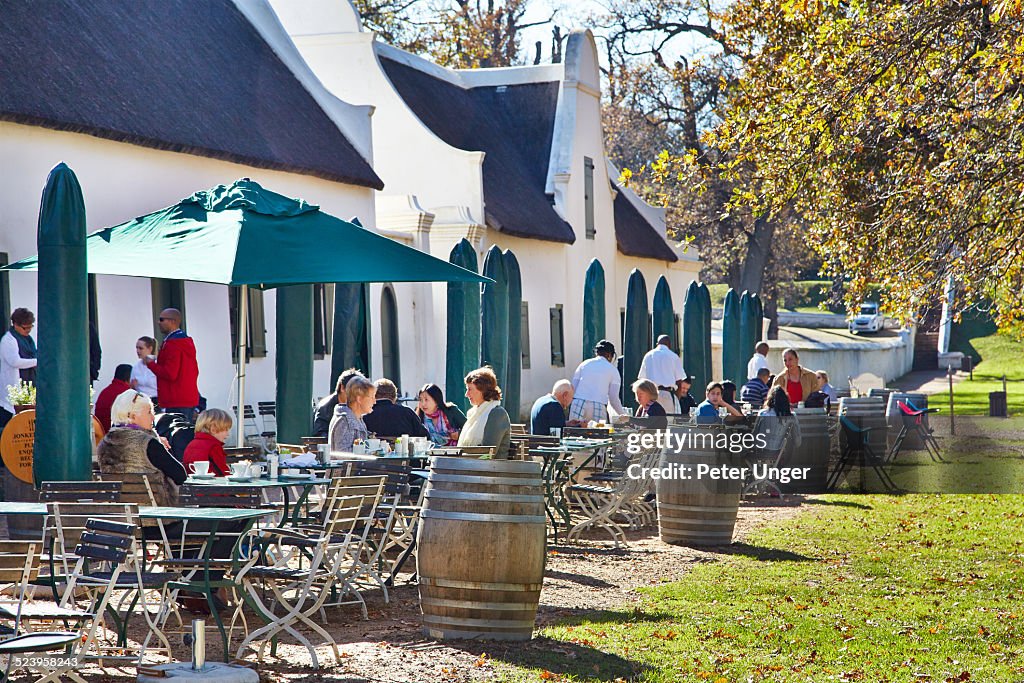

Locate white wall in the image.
[0,122,375,414]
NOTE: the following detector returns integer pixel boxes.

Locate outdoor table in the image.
[532,439,615,541]
[183,476,331,525]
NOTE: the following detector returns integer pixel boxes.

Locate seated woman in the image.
[755,386,802,452]
[457,367,512,459]
[97,389,187,506]
[183,409,233,477]
[329,375,376,452]
[416,383,467,447]
[695,382,744,425]
[630,379,668,429]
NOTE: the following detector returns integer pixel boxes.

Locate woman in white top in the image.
[130,336,159,401]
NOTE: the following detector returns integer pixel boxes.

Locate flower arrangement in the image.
[7,380,36,407]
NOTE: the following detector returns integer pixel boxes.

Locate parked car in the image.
[849,302,884,334]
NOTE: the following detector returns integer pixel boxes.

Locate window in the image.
[0,253,9,324]
[380,286,401,390]
[521,302,531,370]
[313,283,334,360]
[549,304,565,367]
[584,156,595,239]
[151,278,186,342]
[228,286,267,362]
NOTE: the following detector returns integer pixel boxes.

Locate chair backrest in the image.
[457,446,497,458]
[301,436,328,447]
[0,540,39,584]
[74,518,134,564]
[510,423,527,435]
[839,416,867,445]
[45,502,139,575]
[223,446,261,465]
[257,401,276,417]
[232,404,257,420]
[352,462,411,498]
[896,400,917,416]
[40,480,121,503]
[116,473,157,506]
[513,434,561,449]
[179,484,262,508]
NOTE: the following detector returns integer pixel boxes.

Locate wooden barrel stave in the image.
[786,408,831,493]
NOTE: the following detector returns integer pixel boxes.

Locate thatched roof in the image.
[380,57,575,243]
[0,0,383,190]
[613,190,678,262]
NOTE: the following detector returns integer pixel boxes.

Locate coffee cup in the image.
[367,438,382,452]
[191,461,210,476]
[248,464,266,478]
[230,463,249,477]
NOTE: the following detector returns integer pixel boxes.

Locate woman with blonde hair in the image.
[97,389,186,506]
[329,375,376,452]
[183,408,233,476]
[458,367,512,459]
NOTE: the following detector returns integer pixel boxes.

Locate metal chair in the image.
[828,417,897,492]
[743,418,793,497]
[257,401,277,449]
[890,400,943,462]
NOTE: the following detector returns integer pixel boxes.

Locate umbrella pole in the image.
[236,284,248,448]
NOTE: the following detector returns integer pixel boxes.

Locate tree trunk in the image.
[739,215,774,294]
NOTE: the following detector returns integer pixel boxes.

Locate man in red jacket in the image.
[146,308,200,423]
[93,364,132,433]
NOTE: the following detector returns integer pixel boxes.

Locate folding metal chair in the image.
[257,401,277,450]
[743,417,793,498]
[889,400,943,462]
[828,417,897,492]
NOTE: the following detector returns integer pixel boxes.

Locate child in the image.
[183,408,232,477]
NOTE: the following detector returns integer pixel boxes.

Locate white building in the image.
[1,0,701,426]
[0,0,380,414]
[268,0,702,418]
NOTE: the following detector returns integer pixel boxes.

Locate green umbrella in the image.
[739,291,754,380]
[34,163,91,485]
[722,288,743,384]
[682,281,706,391]
[652,276,675,349]
[331,284,371,389]
[582,259,606,358]
[4,179,488,445]
[623,269,648,410]
[503,250,522,421]
[446,239,479,412]
[480,246,509,390]
[699,283,713,386]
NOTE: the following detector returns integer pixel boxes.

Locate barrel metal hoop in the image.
[427,474,543,487]
[421,509,548,524]
[658,502,739,513]
[424,490,544,503]
[420,596,538,611]
[419,576,544,592]
[421,614,536,629]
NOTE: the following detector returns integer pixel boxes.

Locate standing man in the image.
[638,334,686,413]
[0,308,38,431]
[145,308,199,423]
[747,342,771,381]
[570,340,626,423]
[530,379,574,436]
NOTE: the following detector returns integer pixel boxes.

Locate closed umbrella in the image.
[652,276,675,349]
[622,269,648,410]
[480,246,509,389]
[582,259,606,358]
[446,239,479,413]
[722,288,743,384]
[5,179,488,445]
[503,250,522,421]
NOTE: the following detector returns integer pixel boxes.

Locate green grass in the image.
[494,494,1024,682]
[936,332,1024,416]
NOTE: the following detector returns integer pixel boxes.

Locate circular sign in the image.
[0,412,105,484]
[0,410,36,484]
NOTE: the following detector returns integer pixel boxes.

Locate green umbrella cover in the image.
[446,240,480,413]
[503,250,522,421]
[652,276,675,349]
[722,288,743,385]
[480,246,509,388]
[682,281,706,392]
[699,283,713,386]
[622,269,648,410]
[582,259,606,358]
[34,163,91,484]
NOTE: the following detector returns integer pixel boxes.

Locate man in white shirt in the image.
[570,340,626,423]
[0,307,38,431]
[638,335,686,413]
[747,342,771,381]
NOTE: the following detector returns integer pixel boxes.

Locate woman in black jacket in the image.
[416,383,467,446]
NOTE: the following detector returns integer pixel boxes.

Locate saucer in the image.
[190,473,216,480]
[226,475,252,482]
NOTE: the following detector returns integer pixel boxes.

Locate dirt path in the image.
[80,500,807,683]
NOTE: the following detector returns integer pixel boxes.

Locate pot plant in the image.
[7,380,36,413]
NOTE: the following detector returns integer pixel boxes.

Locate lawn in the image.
[497,494,1024,682]
[937,332,1024,416]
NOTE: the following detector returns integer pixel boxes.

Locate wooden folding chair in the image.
[39,481,121,503]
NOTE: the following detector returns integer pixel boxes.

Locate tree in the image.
[598,0,817,335]
[712,0,1024,332]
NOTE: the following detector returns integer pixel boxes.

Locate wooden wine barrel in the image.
[786,408,831,493]
[417,456,546,641]
[885,392,928,450]
[656,426,743,546]
[839,397,887,455]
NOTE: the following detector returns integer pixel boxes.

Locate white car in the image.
[849,302,884,334]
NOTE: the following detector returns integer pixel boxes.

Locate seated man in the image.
[695,382,743,425]
[530,380,574,436]
[740,367,772,409]
[94,364,133,433]
[677,375,698,415]
[363,378,428,438]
